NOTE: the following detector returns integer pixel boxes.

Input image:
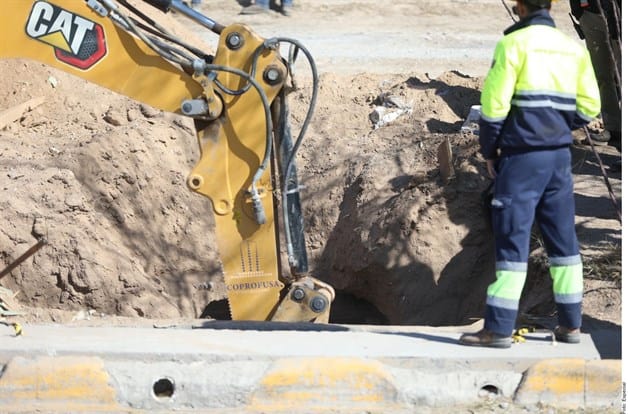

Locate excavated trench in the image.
[201,290,390,325]
[0,58,565,330]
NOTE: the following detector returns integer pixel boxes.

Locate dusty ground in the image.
[0,0,621,355]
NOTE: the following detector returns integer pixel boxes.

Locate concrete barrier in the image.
[0,355,620,412]
[0,324,620,412]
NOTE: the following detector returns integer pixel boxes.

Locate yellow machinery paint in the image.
[0,0,332,321]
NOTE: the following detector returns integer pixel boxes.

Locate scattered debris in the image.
[0,287,23,317]
[72,309,100,321]
[47,76,58,88]
[369,93,413,129]
[461,104,481,135]
[0,96,45,130]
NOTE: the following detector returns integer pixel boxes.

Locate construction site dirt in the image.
[0,0,620,365]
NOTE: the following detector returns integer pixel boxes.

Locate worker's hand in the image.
[486,159,497,179]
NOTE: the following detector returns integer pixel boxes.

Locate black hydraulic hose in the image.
[212,41,269,97]
[269,38,318,265]
[104,5,192,67]
[119,0,168,31]
[130,17,210,60]
[275,38,318,198]
[206,38,317,230]
[204,63,274,225]
[99,1,272,224]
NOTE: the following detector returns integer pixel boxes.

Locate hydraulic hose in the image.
[269,38,319,269]
[201,63,274,225]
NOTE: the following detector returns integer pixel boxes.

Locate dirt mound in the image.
[0,52,491,324]
[0,58,226,318]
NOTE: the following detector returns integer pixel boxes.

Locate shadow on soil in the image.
[582,314,621,359]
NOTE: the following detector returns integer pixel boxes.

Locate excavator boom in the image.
[0,0,333,322]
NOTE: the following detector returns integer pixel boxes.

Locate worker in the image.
[459,0,601,348]
[569,0,621,168]
[240,0,293,16]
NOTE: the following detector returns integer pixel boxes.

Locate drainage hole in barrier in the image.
[153,377,175,399]
[479,384,500,398]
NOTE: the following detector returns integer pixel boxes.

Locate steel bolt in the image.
[291,288,306,302]
[226,32,243,50]
[263,66,283,85]
[266,69,279,82]
[309,296,327,313]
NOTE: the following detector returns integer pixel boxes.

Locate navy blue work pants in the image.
[484,147,583,336]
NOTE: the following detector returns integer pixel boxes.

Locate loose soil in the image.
[0,1,620,355]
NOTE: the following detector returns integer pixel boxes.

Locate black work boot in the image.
[589,129,611,145]
[459,328,512,348]
[608,130,622,152]
[554,326,581,344]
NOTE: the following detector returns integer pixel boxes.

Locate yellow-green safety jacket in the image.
[479,10,601,160]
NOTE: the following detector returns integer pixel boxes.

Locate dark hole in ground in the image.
[199,290,388,325]
[329,291,389,325]
[200,298,231,320]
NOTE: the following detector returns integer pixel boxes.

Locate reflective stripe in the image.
[481,113,507,122]
[487,295,519,310]
[495,261,528,272]
[550,263,583,295]
[555,292,583,304]
[511,99,576,111]
[515,90,576,99]
[549,255,582,267]
[487,270,527,300]
[512,91,576,107]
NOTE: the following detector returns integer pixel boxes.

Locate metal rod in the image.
[0,238,47,280]
[583,128,622,224]
[169,0,224,34]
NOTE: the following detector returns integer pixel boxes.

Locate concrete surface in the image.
[0,322,621,413]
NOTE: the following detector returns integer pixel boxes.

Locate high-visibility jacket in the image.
[479,10,600,160]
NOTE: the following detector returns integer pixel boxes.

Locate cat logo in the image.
[25,1,107,70]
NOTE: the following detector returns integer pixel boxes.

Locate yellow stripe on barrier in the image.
[0,356,118,409]
[584,360,622,404]
[251,357,402,412]
[515,359,621,409]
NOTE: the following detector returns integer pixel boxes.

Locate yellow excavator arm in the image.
[0,0,333,322]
